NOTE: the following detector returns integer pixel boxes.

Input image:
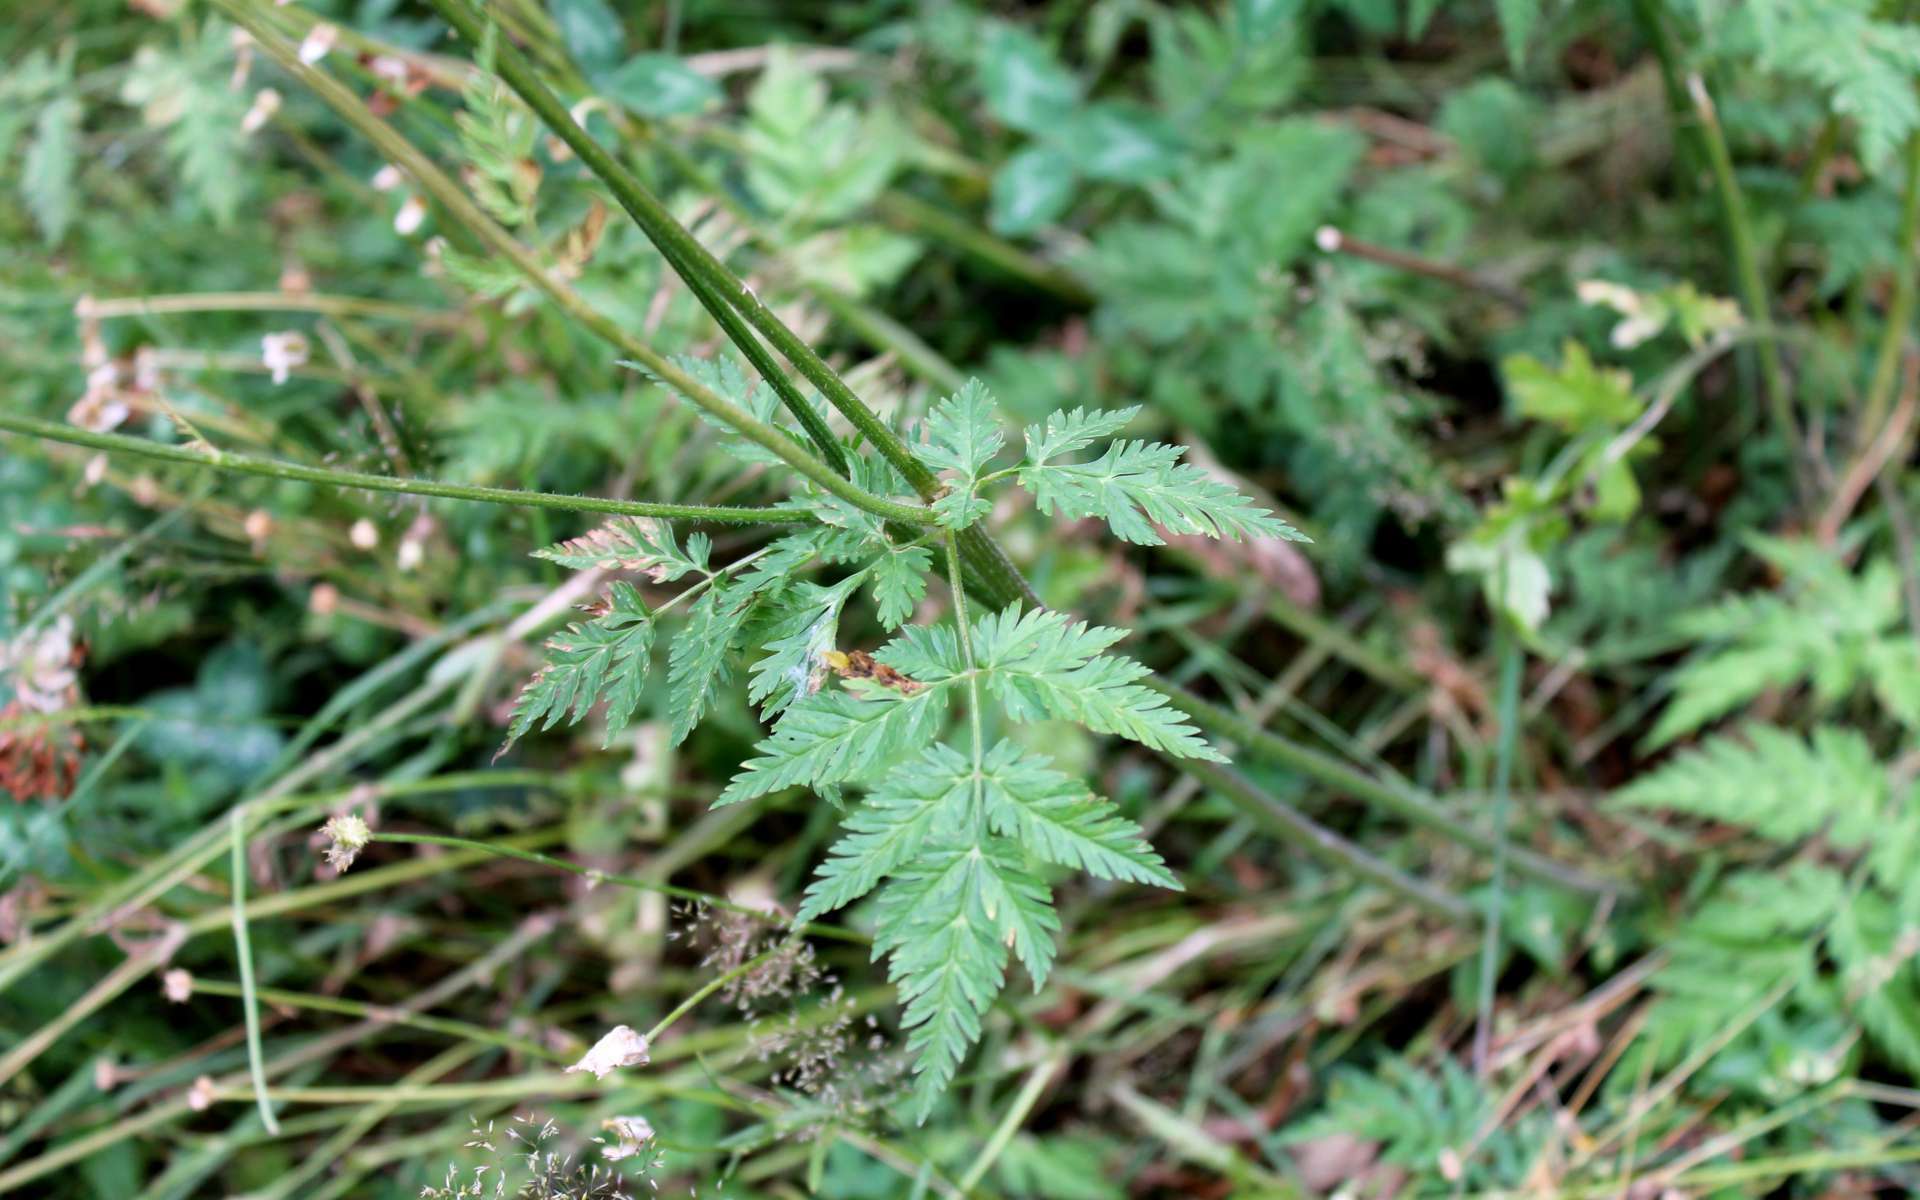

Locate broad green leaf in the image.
[1494,0,1539,69]
[1502,343,1640,431]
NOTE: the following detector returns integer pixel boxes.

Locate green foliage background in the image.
[6,0,1920,1195]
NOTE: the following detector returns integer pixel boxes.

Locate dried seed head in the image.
[321,813,372,872]
[599,1114,654,1160]
[567,1025,650,1079]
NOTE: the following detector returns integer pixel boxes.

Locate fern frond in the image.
[920,379,1005,530]
[1613,724,1884,847]
[975,740,1179,888]
[746,577,858,719]
[873,857,1006,1123]
[505,581,653,748]
[533,518,711,579]
[794,742,975,922]
[1022,406,1140,461]
[715,684,953,806]
[972,606,1224,760]
[867,544,932,629]
[1019,437,1300,544]
[665,583,756,745]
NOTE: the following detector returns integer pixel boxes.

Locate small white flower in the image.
[371,164,404,192]
[394,195,427,236]
[2,617,78,713]
[321,813,372,872]
[309,582,340,616]
[349,518,380,550]
[260,331,310,385]
[1314,224,1344,253]
[567,1025,650,1080]
[240,88,280,134]
[298,23,338,66]
[599,1114,655,1161]
[94,1057,119,1092]
[187,1074,216,1111]
[162,968,194,1003]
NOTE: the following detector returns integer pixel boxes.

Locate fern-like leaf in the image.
[746,577,858,719]
[1614,723,1884,847]
[975,740,1179,888]
[715,684,953,806]
[505,581,654,748]
[533,518,711,580]
[794,743,975,922]
[1019,435,1300,544]
[867,545,931,629]
[969,606,1225,760]
[665,582,756,745]
[873,858,1006,1123]
[921,379,1004,530]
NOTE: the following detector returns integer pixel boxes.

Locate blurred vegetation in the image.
[6,0,1920,1195]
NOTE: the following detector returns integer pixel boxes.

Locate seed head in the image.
[321,813,372,872]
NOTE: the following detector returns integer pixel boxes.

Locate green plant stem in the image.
[415,0,1034,608]
[1862,132,1920,445]
[958,1050,1064,1193]
[0,411,793,524]
[210,0,930,528]
[79,291,466,326]
[1472,619,1522,1075]
[1177,759,1474,922]
[642,941,791,1043]
[1687,72,1798,466]
[424,0,864,466]
[231,806,281,1135]
[1153,680,1620,897]
[368,832,868,943]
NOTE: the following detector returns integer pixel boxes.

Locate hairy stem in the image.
[0,412,797,524]
[209,0,930,527]
[416,0,1037,609]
